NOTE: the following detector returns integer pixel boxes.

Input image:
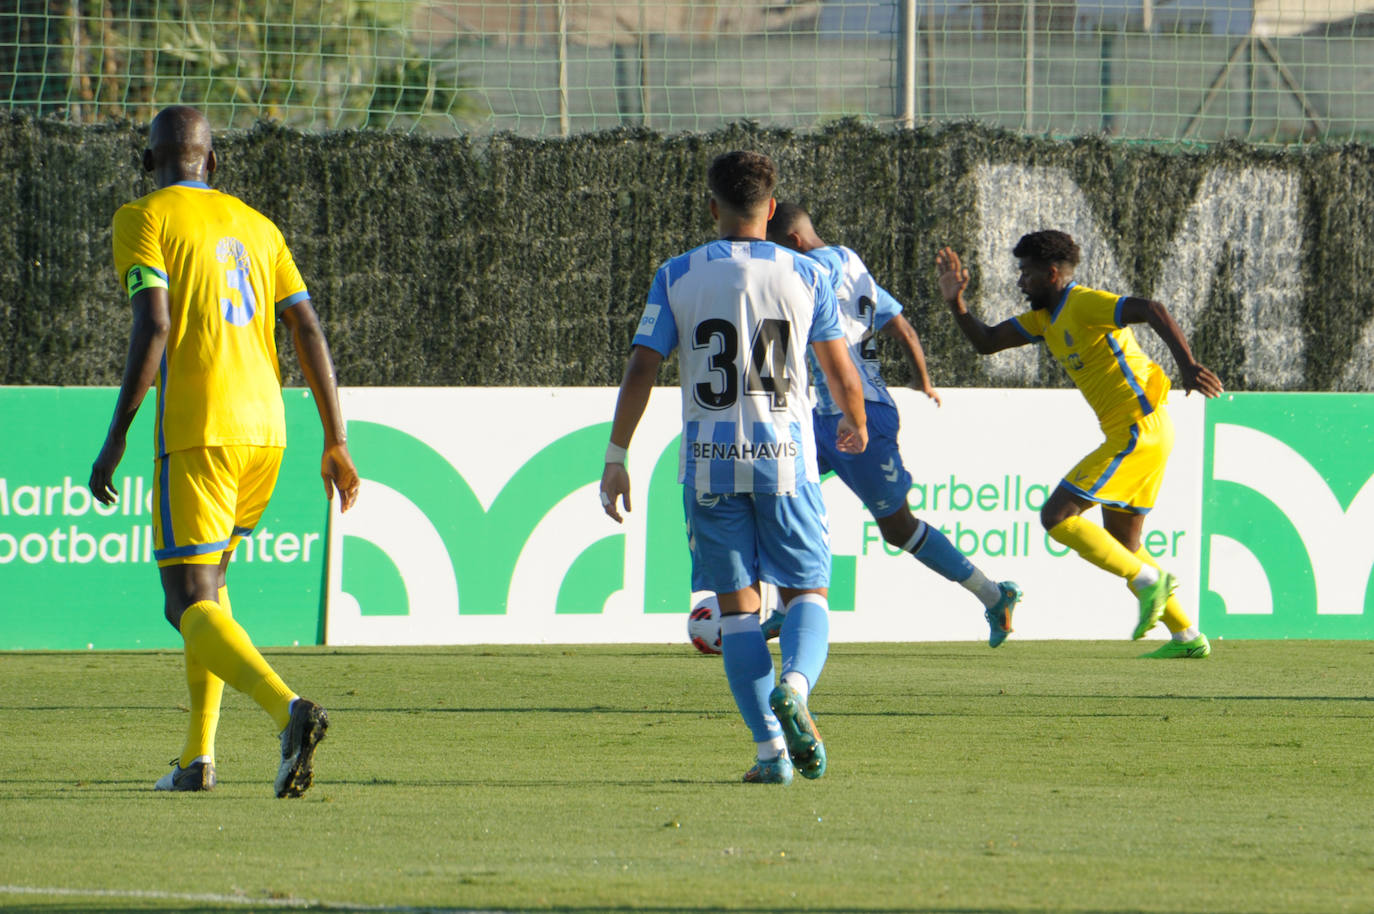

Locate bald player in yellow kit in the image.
[936,230,1224,658]
[89,106,359,795]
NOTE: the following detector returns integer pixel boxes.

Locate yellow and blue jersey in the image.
[1013,282,1170,432]
[111,181,310,456]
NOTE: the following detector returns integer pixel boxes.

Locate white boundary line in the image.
[0,885,509,913]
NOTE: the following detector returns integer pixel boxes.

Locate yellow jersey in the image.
[1012,283,1171,432]
[111,181,310,456]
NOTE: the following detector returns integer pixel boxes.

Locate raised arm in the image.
[89,286,170,505]
[811,338,868,455]
[600,344,664,523]
[936,247,1033,355]
[878,311,940,406]
[1118,297,1225,397]
[280,300,360,511]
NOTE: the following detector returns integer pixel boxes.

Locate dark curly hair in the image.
[1012,230,1081,268]
[766,201,809,243]
[707,151,777,213]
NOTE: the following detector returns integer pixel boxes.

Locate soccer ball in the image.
[687,595,722,655]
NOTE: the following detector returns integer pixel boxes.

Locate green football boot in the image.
[1132,572,1176,640]
[759,610,785,642]
[768,683,826,780]
[1140,634,1211,659]
[985,581,1022,648]
[743,753,794,785]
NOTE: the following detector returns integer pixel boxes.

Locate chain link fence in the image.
[2,1,1372,143]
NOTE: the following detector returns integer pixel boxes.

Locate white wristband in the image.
[605,442,628,465]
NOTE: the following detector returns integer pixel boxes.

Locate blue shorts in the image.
[814,401,913,518]
[682,482,831,594]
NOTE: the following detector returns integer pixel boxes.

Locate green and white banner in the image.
[4,388,1369,649]
[0,388,331,650]
[324,388,689,645]
[325,388,1208,644]
[1200,394,1374,637]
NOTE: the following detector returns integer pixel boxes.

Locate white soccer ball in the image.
[687,594,722,655]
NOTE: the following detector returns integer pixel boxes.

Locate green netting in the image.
[2,118,1371,391]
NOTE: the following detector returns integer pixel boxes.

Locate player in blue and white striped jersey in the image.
[599,151,868,786]
[764,203,1022,647]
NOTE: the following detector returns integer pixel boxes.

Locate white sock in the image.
[757,737,787,760]
[719,613,761,636]
[1130,564,1160,592]
[960,568,1002,608]
[1174,627,1200,642]
[782,670,810,701]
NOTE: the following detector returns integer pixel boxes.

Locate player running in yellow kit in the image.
[936,231,1223,657]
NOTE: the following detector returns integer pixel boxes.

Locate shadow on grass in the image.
[0,902,1168,914]
[0,691,1369,717]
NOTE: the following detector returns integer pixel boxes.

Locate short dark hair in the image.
[707,151,777,213]
[1012,230,1081,268]
[767,201,809,243]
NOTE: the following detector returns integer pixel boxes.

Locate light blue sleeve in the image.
[809,273,844,343]
[871,285,903,331]
[631,266,678,355]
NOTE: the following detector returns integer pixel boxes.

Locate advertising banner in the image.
[0,388,330,649]
[9,388,1366,649]
[1200,393,1374,637]
[325,387,1207,645]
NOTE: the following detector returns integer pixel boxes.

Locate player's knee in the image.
[879,521,913,547]
[164,601,186,632]
[1040,501,1073,532]
[874,508,916,546]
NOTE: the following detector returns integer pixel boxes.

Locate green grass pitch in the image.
[1,640,1371,913]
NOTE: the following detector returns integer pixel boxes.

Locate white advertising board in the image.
[326,387,1204,645]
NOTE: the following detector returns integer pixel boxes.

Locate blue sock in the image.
[909,522,976,583]
[719,614,781,743]
[779,595,829,696]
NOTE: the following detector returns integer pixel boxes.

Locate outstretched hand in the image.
[935,247,970,307]
[322,442,360,512]
[1181,362,1225,398]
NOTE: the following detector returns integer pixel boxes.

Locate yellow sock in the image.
[1048,516,1144,580]
[179,598,296,731]
[179,586,230,768]
[1133,547,1194,633]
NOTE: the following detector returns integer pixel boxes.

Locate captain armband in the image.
[125,264,168,298]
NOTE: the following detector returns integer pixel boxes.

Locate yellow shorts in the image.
[1061,407,1174,514]
[153,445,284,567]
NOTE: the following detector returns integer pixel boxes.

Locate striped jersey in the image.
[111,181,310,456]
[632,238,844,495]
[802,245,902,415]
[1012,282,1172,432]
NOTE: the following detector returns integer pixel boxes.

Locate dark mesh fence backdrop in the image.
[3,116,1371,391]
